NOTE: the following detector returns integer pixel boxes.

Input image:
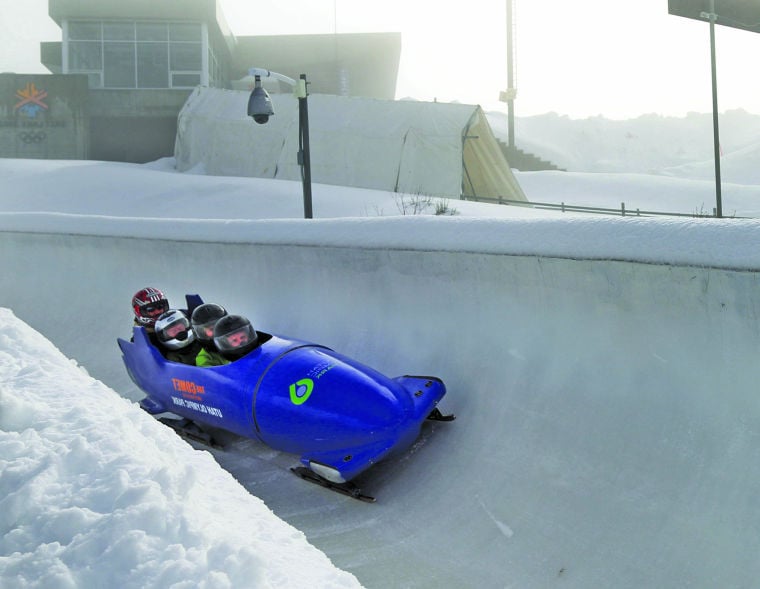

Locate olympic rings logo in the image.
[19,131,47,144]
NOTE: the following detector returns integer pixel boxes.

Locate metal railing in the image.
[463,196,731,218]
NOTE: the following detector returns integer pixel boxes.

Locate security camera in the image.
[247,75,274,124]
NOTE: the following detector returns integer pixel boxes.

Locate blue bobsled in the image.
[117,309,450,486]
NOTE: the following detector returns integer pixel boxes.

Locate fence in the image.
[464,196,729,218]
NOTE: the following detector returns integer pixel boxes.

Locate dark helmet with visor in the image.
[191,303,228,344]
[213,314,258,359]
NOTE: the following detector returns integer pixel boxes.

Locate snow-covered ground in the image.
[2,110,760,588]
[0,309,362,588]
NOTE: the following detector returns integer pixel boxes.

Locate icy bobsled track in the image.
[3,228,760,588]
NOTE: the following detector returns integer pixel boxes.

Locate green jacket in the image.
[196,346,230,367]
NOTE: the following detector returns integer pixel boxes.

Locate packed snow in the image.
[0,309,362,588]
[2,110,760,588]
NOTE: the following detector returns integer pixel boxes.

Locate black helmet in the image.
[191,303,227,344]
[213,314,258,359]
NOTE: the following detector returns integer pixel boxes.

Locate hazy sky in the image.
[3,0,760,119]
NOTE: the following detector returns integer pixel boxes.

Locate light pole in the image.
[246,68,313,219]
[668,0,760,217]
[501,0,516,149]
[700,2,723,218]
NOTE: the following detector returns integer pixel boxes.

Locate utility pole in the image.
[702,0,723,217]
[500,0,517,148]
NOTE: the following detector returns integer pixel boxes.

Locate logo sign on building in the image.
[1,74,88,159]
[14,82,48,118]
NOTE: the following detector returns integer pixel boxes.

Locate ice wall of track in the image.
[3,224,760,588]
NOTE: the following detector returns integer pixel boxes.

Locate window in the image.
[169,23,202,88]
[207,36,227,88]
[69,41,101,70]
[137,43,168,88]
[104,42,135,87]
[169,23,200,42]
[67,22,103,87]
[169,43,201,71]
[137,23,167,42]
[66,19,208,89]
[103,22,134,41]
[69,22,101,40]
[172,73,201,86]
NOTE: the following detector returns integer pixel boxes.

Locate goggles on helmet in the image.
[164,321,189,339]
[141,300,169,318]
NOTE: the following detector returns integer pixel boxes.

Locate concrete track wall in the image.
[3,225,760,588]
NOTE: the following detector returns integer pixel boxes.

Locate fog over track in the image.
[3,218,760,588]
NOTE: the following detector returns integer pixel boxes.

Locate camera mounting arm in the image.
[247,68,307,98]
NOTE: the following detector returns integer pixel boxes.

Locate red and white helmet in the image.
[132,287,169,327]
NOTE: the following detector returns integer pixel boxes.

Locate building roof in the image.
[48,0,235,53]
[43,0,401,98]
[231,33,401,99]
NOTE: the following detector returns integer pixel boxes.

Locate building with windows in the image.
[1,0,400,163]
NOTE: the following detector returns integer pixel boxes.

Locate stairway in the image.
[498,140,565,172]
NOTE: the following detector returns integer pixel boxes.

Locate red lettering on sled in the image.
[171,378,205,397]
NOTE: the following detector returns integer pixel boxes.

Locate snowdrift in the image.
[174,87,527,201]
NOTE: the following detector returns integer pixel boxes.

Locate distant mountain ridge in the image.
[486,109,760,185]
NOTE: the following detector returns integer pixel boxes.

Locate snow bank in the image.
[0,308,362,589]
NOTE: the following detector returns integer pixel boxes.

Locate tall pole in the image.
[705,1,723,217]
[506,0,515,148]
[298,74,313,219]
[247,67,313,219]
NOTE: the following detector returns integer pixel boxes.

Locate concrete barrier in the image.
[3,219,760,588]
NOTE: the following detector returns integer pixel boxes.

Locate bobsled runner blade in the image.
[427,408,456,421]
[158,417,224,449]
[290,467,376,503]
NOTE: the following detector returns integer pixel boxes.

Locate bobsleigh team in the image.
[131,286,259,366]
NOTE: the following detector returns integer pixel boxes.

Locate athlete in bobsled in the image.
[118,294,454,501]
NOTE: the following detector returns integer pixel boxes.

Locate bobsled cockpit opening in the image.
[222,331,272,363]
